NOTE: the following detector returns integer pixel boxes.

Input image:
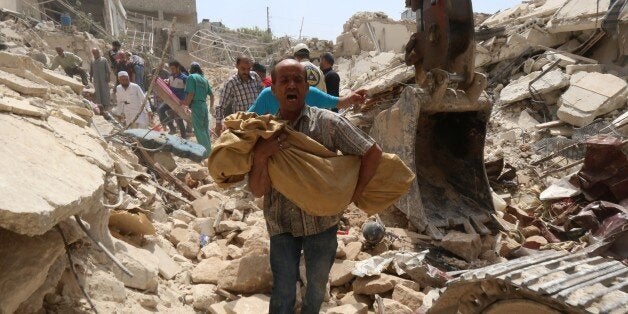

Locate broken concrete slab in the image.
[143,242,182,280]
[112,240,159,292]
[566,64,604,75]
[191,284,222,312]
[192,257,229,284]
[47,116,113,171]
[0,228,64,314]
[439,231,482,262]
[339,291,371,306]
[39,68,84,94]
[352,274,398,295]
[0,97,47,118]
[374,298,413,314]
[325,303,368,314]
[0,69,48,96]
[547,0,611,33]
[499,69,570,105]
[0,114,104,236]
[217,254,273,294]
[392,284,425,309]
[224,294,270,314]
[192,195,221,218]
[557,72,628,127]
[15,255,66,314]
[330,259,357,286]
[344,241,363,261]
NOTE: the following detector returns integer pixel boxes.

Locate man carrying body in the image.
[293,43,326,92]
[158,60,188,138]
[49,47,89,86]
[115,71,152,128]
[249,59,382,313]
[215,55,263,135]
[89,48,111,112]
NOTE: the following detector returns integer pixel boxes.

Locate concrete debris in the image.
[498,69,570,105]
[438,231,483,262]
[557,71,627,127]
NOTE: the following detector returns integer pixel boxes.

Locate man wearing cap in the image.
[115,71,152,128]
[215,55,263,135]
[293,43,327,92]
[49,47,89,86]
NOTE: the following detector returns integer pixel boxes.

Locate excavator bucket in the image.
[371,0,494,238]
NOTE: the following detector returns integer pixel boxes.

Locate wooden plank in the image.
[154,77,191,122]
[137,145,201,201]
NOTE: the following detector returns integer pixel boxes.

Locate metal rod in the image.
[73,215,134,277]
[56,225,99,313]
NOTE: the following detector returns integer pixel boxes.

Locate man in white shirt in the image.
[293,43,327,93]
[115,71,152,128]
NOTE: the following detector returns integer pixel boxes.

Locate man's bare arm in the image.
[352,144,383,202]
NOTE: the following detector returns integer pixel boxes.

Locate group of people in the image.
[51,41,378,313]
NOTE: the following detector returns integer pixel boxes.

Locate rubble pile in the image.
[335,12,415,58]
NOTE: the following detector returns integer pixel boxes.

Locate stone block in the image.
[192,284,222,312]
[439,231,482,262]
[330,259,356,286]
[352,274,398,295]
[192,195,221,218]
[392,284,425,309]
[224,294,270,314]
[557,72,627,127]
[143,242,182,280]
[344,241,363,261]
[218,255,273,294]
[374,298,413,314]
[192,257,229,284]
[112,240,159,292]
[325,303,368,314]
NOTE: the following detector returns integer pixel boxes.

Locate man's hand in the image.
[249,132,288,197]
[253,133,288,160]
[214,124,223,136]
[337,89,368,109]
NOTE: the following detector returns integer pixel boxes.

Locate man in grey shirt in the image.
[249,59,382,313]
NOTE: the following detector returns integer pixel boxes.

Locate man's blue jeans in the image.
[269,225,338,314]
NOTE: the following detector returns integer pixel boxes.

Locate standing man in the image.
[293,43,326,92]
[215,55,263,135]
[49,47,89,86]
[320,52,340,112]
[182,62,214,156]
[115,71,152,128]
[108,40,121,66]
[320,53,340,97]
[89,48,111,112]
[158,60,188,138]
[253,62,272,87]
[130,52,146,90]
[249,59,382,313]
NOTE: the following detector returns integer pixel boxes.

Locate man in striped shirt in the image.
[215,55,263,135]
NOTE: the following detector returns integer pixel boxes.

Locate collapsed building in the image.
[0,0,626,313]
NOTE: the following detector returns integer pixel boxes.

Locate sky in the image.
[196,0,523,41]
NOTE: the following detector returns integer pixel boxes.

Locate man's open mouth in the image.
[287,94,297,100]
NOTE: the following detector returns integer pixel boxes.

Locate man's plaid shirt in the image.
[217,72,263,124]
